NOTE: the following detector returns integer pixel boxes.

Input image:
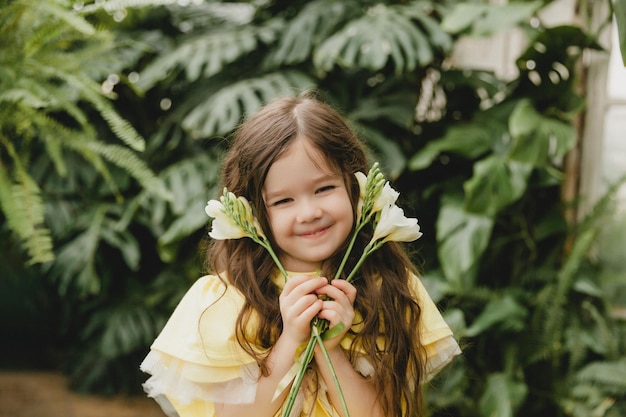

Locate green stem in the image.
[281,336,316,417]
[345,240,382,283]
[256,237,289,281]
[334,221,367,280]
[314,333,350,417]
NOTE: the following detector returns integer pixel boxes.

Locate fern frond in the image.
[181,71,315,137]
[38,0,96,36]
[575,359,626,393]
[76,141,171,201]
[0,145,54,264]
[71,73,146,152]
[80,0,185,13]
[542,228,596,349]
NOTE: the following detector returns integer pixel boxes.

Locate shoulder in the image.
[179,273,245,307]
[150,274,249,361]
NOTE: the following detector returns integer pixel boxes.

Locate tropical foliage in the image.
[1,0,625,416]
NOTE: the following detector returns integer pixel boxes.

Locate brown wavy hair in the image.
[206,92,426,417]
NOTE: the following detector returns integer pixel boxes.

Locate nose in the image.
[295,200,322,223]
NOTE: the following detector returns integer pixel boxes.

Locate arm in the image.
[215,275,328,417]
[314,280,385,417]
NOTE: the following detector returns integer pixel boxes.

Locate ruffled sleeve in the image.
[140,275,260,417]
[409,273,461,381]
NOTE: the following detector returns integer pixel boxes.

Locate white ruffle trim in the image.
[140,350,259,415]
[424,335,462,382]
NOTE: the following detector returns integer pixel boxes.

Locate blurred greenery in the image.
[1,0,625,416]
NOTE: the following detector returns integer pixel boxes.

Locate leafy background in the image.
[1,0,625,416]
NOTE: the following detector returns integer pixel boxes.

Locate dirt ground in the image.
[0,371,166,417]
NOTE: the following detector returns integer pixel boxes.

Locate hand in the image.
[315,279,357,351]
[279,275,328,345]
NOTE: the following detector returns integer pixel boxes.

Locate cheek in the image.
[267,211,287,235]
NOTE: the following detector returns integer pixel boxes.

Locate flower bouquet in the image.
[205,163,422,417]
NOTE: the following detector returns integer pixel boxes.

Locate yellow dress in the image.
[140,272,461,417]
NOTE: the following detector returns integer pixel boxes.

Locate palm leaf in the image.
[138,19,282,89]
[46,204,106,297]
[314,2,450,75]
[153,154,220,261]
[268,0,353,66]
[441,1,543,36]
[181,71,315,137]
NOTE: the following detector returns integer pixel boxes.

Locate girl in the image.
[141,93,461,417]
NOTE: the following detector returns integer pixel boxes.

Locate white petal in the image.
[372,204,422,243]
[355,171,367,199]
[205,199,247,240]
[372,182,399,212]
[209,216,247,240]
[205,199,225,218]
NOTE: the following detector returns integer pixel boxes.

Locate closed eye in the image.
[316,185,336,194]
[272,198,292,206]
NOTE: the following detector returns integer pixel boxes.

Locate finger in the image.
[331,279,357,304]
[284,293,322,316]
[317,307,343,327]
[315,281,355,307]
[282,276,327,298]
[318,299,354,330]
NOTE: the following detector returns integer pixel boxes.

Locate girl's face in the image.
[262,138,354,272]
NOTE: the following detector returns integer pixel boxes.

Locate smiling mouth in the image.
[300,225,331,237]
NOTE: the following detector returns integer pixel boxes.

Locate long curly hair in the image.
[206,92,426,417]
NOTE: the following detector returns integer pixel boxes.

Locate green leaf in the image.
[39,0,96,36]
[464,295,527,337]
[442,2,543,36]
[47,206,106,297]
[479,373,528,417]
[0,153,54,264]
[464,155,533,216]
[349,89,417,129]
[139,21,282,89]
[321,323,345,341]
[314,3,446,74]
[268,0,351,66]
[182,71,315,137]
[575,359,626,388]
[437,194,494,286]
[100,225,141,271]
[80,141,172,201]
[355,124,405,180]
[408,124,492,170]
[508,99,576,165]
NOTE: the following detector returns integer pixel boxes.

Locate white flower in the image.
[355,171,367,198]
[355,171,367,220]
[371,204,422,244]
[205,199,247,240]
[372,181,399,212]
[237,194,266,239]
